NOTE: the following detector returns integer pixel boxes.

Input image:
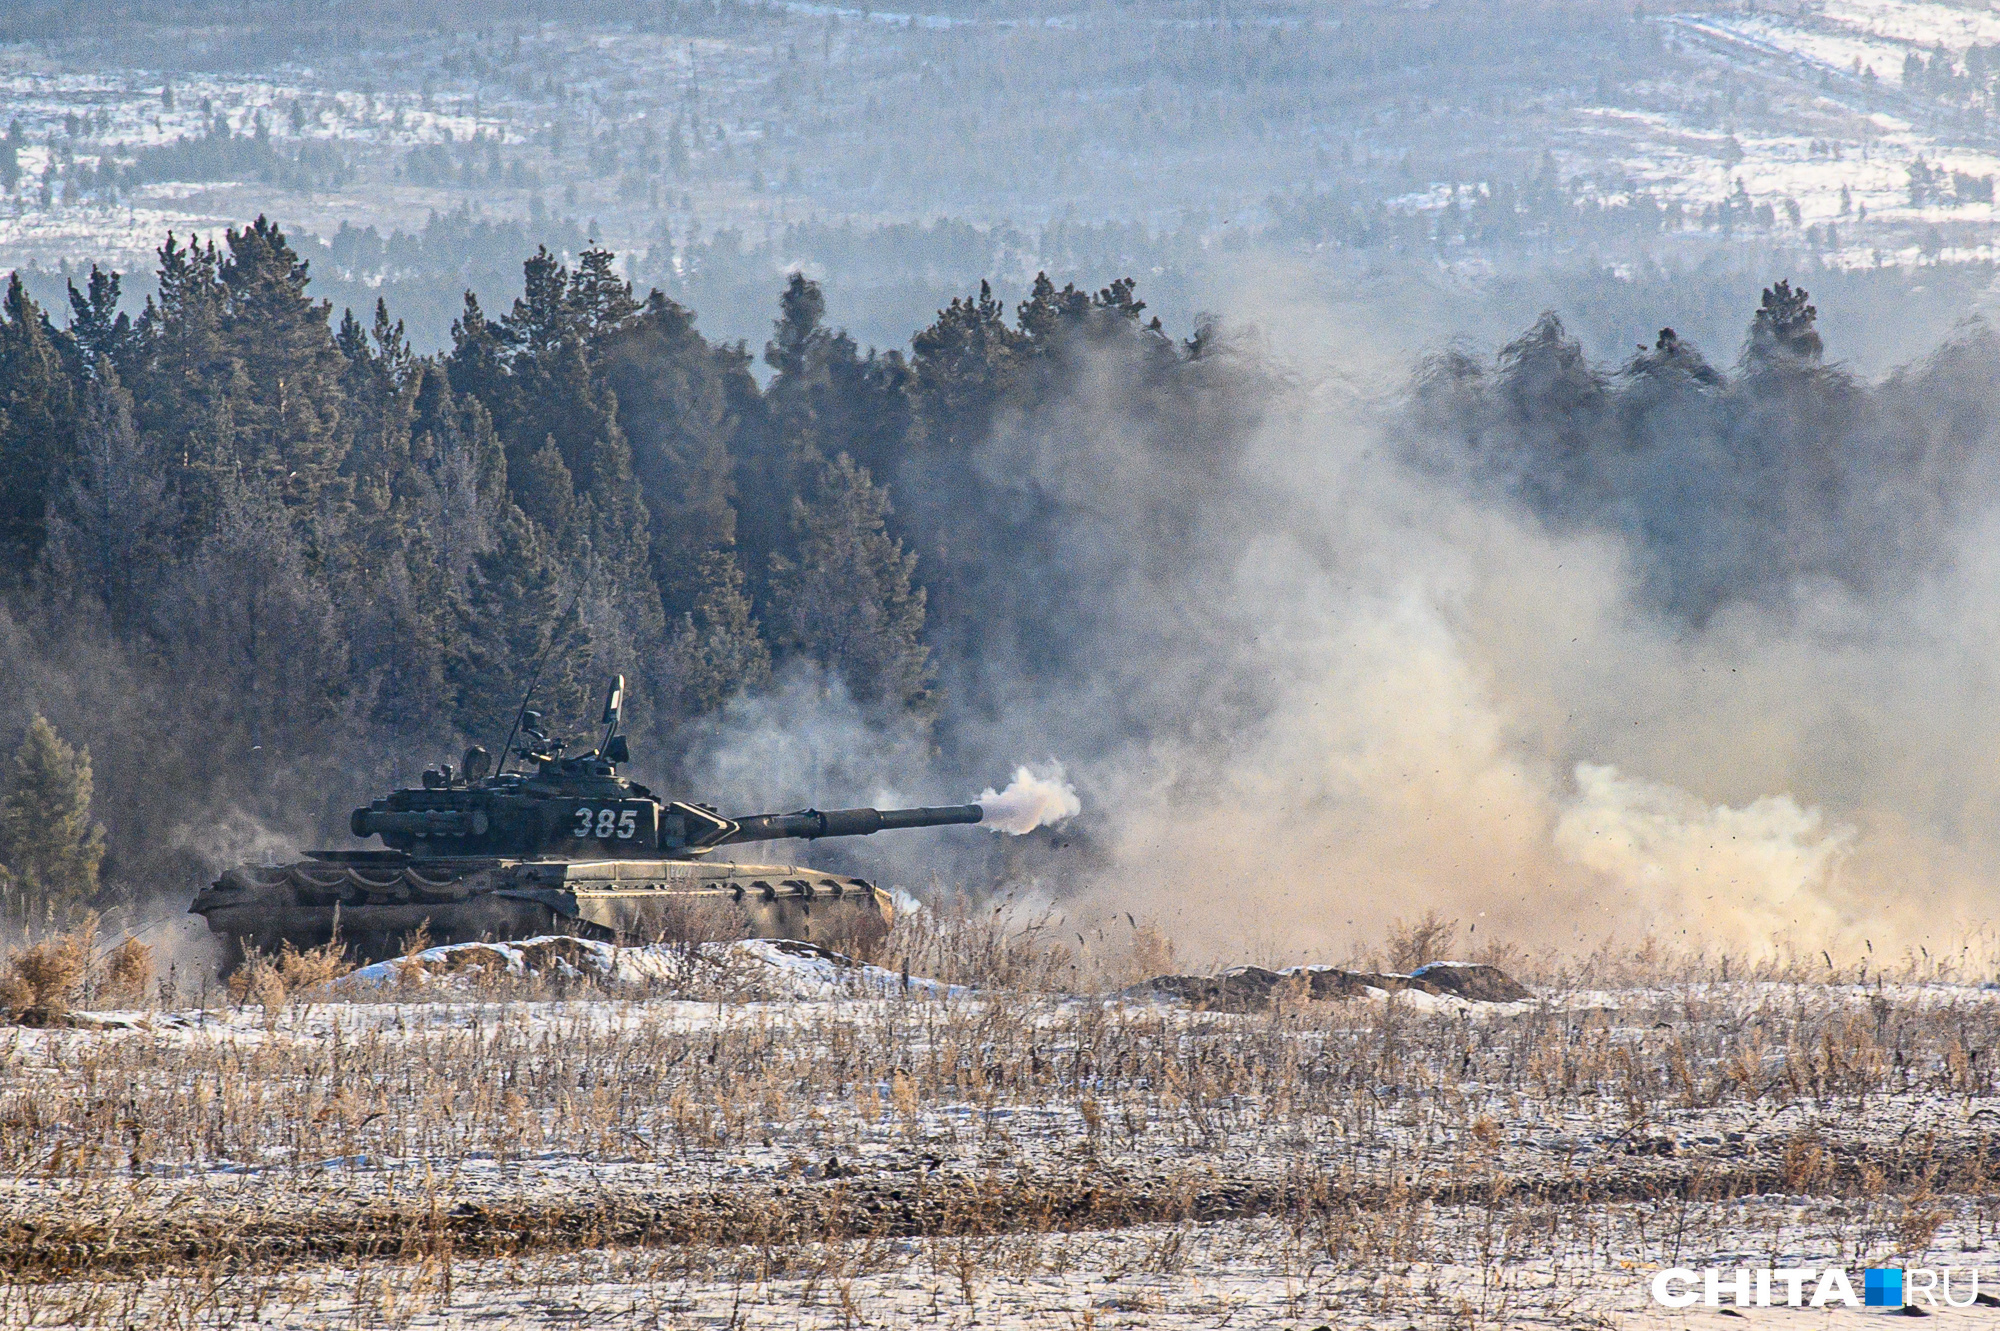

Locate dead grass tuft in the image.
[878,892,1075,990]
[1386,910,1459,972]
[0,929,89,1024]
[101,936,154,1002]
[227,939,354,1008]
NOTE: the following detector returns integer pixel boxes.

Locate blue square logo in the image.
[1864,1268,1904,1307]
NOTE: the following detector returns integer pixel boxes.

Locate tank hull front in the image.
[192,856,895,964]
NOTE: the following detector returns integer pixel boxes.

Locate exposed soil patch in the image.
[1129,961,1530,1011]
[0,1155,1811,1279]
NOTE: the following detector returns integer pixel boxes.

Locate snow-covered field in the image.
[1645,0,2000,255]
[11,0,2000,297]
[4,942,2000,1326]
[0,28,770,277]
[16,1207,2000,1328]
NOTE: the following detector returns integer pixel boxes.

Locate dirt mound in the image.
[1129,961,1530,1012]
[1407,961,1532,1002]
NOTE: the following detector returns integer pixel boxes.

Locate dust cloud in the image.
[1057,285,2000,964]
[686,272,2000,967]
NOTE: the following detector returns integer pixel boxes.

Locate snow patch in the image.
[340,934,968,1000]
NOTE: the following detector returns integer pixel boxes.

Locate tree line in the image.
[1415,279,2000,619]
[0,218,1234,919]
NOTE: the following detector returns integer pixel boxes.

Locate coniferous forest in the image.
[0,218,1244,921]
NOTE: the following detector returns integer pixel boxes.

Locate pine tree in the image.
[762,272,911,474]
[66,265,134,377]
[665,549,771,716]
[516,334,641,546]
[0,715,105,923]
[767,453,930,709]
[409,368,509,587]
[0,275,79,590]
[457,248,658,619]
[1748,280,1824,363]
[128,233,246,543]
[500,245,578,360]
[147,476,350,767]
[1013,271,1094,349]
[460,247,668,716]
[568,245,641,336]
[216,216,351,515]
[514,439,581,546]
[35,374,173,635]
[1624,327,1724,387]
[910,279,1023,456]
[369,297,415,386]
[1497,312,1607,448]
[340,364,508,738]
[445,502,579,745]
[445,291,515,431]
[1011,272,1175,400]
[744,273,915,599]
[765,271,831,384]
[593,291,745,612]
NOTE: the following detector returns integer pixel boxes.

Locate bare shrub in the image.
[1899,1181,1946,1257]
[815,897,892,964]
[101,936,154,1003]
[648,891,764,983]
[279,939,353,994]
[878,892,1074,990]
[226,950,286,1009]
[643,896,746,950]
[1468,936,1525,973]
[1117,922,1176,985]
[1781,1132,1835,1192]
[0,930,90,1024]
[633,894,763,984]
[399,920,433,958]
[227,940,352,1008]
[1386,910,1458,972]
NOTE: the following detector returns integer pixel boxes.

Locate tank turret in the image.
[192,676,985,963]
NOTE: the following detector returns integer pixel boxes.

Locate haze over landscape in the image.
[3,0,2000,958]
[15,8,2000,1329]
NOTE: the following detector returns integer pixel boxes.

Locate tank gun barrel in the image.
[724,804,982,845]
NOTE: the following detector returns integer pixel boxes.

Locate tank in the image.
[191,676,982,962]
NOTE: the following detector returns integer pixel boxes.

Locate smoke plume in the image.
[975,763,1082,835]
[661,273,2000,966]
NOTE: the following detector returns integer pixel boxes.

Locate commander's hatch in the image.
[660,801,737,853]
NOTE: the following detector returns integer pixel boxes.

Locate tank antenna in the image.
[495,587,584,777]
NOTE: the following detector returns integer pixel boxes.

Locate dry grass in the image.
[1,913,1999,1325]
[1386,909,1459,971]
[874,892,1079,990]
[0,931,88,1025]
[224,938,355,1011]
[875,892,1184,991]
[99,937,153,1002]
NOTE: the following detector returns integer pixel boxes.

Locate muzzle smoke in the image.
[976,763,1082,835]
